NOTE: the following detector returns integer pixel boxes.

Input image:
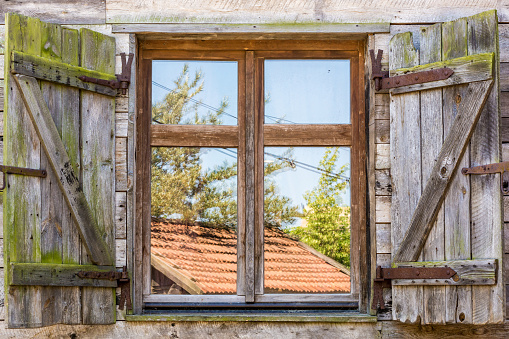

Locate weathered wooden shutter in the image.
[389,10,504,324]
[4,13,116,327]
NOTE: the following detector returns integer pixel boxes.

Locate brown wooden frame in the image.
[135,39,367,311]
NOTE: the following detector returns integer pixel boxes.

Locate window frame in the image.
[135,38,367,311]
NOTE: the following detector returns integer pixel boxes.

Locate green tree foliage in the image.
[151,64,298,229]
[288,148,351,268]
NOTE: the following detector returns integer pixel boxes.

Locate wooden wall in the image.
[1,0,509,336]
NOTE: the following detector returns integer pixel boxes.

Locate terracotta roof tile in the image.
[151,218,350,294]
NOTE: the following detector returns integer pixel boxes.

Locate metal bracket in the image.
[79,53,134,95]
[0,165,47,190]
[369,49,454,91]
[372,266,457,310]
[77,266,132,311]
[462,161,509,194]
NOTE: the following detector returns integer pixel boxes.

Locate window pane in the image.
[264,60,350,124]
[152,61,238,125]
[151,147,238,295]
[263,147,351,293]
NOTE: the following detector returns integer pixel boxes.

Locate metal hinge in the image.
[79,53,134,95]
[462,161,509,194]
[369,49,454,91]
[0,165,47,190]
[372,266,457,310]
[77,266,132,311]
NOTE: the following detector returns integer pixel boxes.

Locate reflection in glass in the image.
[263,147,351,293]
[264,60,350,124]
[152,61,238,125]
[151,147,238,295]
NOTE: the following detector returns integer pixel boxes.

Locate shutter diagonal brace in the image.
[393,79,493,263]
[13,74,114,266]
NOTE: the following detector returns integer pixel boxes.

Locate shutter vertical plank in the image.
[4,13,43,328]
[442,17,473,324]
[80,29,116,325]
[467,10,504,324]
[420,23,446,325]
[40,20,65,327]
[389,32,422,323]
[59,27,82,325]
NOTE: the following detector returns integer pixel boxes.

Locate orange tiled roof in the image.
[151,218,350,294]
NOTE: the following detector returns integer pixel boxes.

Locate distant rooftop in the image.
[151,218,350,295]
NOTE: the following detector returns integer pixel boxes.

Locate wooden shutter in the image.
[389,10,504,324]
[4,14,116,327]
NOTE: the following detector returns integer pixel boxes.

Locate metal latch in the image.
[77,266,132,311]
[369,49,454,91]
[0,165,47,190]
[79,53,134,95]
[462,161,509,194]
[372,266,457,310]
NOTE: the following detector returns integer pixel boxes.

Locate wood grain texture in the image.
[264,124,352,146]
[105,0,506,24]
[4,13,43,328]
[1,0,106,25]
[375,196,391,224]
[389,31,422,324]
[441,17,472,325]
[467,10,504,325]
[115,192,127,240]
[374,94,389,120]
[375,170,392,196]
[375,144,390,170]
[150,125,238,147]
[375,120,389,144]
[115,113,128,138]
[376,224,391,254]
[115,137,127,191]
[79,28,116,325]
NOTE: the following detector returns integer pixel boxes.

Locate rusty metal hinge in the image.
[372,266,457,310]
[462,161,509,194]
[79,53,134,95]
[77,266,132,311]
[0,165,47,190]
[369,49,454,91]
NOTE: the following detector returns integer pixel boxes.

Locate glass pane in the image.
[151,147,238,295]
[264,60,350,124]
[152,61,238,125]
[263,147,351,293]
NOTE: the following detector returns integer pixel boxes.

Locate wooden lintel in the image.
[393,80,493,263]
[10,263,117,288]
[264,124,352,146]
[13,74,114,266]
[389,53,494,94]
[151,125,239,147]
[392,259,497,286]
[11,51,118,97]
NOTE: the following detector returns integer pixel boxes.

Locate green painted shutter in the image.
[388,10,504,324]
[4,13,116,327]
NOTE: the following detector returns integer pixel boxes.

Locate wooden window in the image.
[135,39,367,310]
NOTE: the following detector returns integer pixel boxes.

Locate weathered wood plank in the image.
[14,75,113,266]
[374,94,389,120]
[441,16,473,325]
[392,259,497,286]
[376,224,391,254]
[115,192,127,240]
[0,25,4,55]
[105,0,507,24]
[375,169,392,196]
[10,263,117,288]
[375,144,390,170]
[115,113,128,138]
[390,31,422,324]
[151,125,238,147]
[500,62,509,91]
[468,10,504,325]
[116,239,127,268]
[116,94,128,113]
[420,23,446,325]
[1,0,106,25]
[115,137,127,191]
[264,124,352,146]
[80,28,116,325]
[501,92,509,118]
[390,52,494,94]
[4,13,43,329]
[11,51,118,96]
[375,120,389,144]
[375,196,391,223]
[393,80,493,262]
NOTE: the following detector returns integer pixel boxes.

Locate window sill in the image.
[125,312,377,323]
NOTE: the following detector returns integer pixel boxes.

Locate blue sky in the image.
[152,60,351,227]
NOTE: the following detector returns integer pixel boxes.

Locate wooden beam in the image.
[393,80,493,263]
[150,125,238,147]
[9,263,117,288]
[151,254,203,295]
[13,74,114,266]
[11,51,118,97]
[264,124,352,146]
[392,259,497,286]
[389,53,494,94]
